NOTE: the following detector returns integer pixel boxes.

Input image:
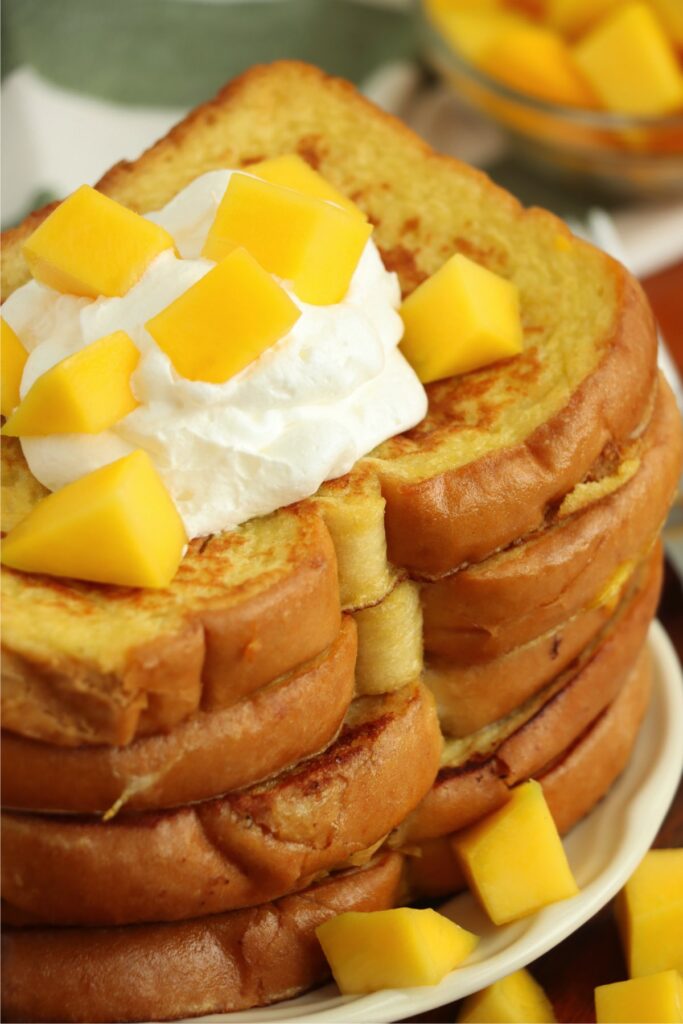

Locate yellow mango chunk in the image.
[478,24,596,107]
[452,780,579,925]
[546,0,624,37]
[574,2,683,116]
[1,319,28,417]
[247,154,365,220]
[652,0,683,48]
[595,971,683,1024]
[0,450,186,588]
[315,907,478,993]
[202,173,372,305]
[614,849,683,978]
[433,8,532,63]
[400,253,523,384]
[146,247,300,384]
[2,331,139,436]
[23,185,176,299]
[458,968,556,1023]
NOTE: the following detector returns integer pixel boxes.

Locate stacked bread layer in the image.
[3,61,683,1023]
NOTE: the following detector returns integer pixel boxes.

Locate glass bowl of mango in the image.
[419,0,683,198]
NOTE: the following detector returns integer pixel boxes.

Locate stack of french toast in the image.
[1,62,682,1023]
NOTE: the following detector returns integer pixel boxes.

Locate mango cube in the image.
[247,154,365,220]
[452,780,579,925]
[457,968,556,1023]
[574,2,683,116]
[595,971,683,1024]
[2,331,139,436]
[1,319,27,417]
[400,253,523,384]
[614,849,683,978]
[22,185,176,299]
[146,247,300,384]
[315,907,478,993]
[434,9,533,63]
[0,450,186,588]
[652,0,683,48]
[547,0,624,37]
[202,173,372,305]
[478,24,596,107]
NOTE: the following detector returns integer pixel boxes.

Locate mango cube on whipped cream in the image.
[22,185,176,298]
[146,247,301,383]
[2,330,140,436]
[1,318,27,417]
[0,451,186,588]
[399,252,523,384]
[316,907,478,993]
[457,968,556,1023]
[202,172,372,304]
[452,780,579,925]
[248,154,366,220]
[595,970,683,1024]
[614,848,683,978]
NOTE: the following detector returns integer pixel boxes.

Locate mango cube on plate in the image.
[595,970,683,1023]
[399,252,522,384]
[457,968,556,1023]
[146,247,300,384]
[546,0,623,36]
[573,2,683,117]
[1,318,27,417]
[0,450,186,588]
[2,330,139,436]
[452,780,579,925]
[22,185,176,299]
[614,848,683,977]
[202,173,372,305]
[315,907,478,993]
[247,154,365,219]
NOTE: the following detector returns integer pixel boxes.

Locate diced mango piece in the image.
[478,23,597,106]
[652,0,683,48]
[1,319,27,417]
[202,173,372,305]
[546,0,624,37]
[399,253,523,384]
[614,849,683,978]
[0,450,186,588]
[458,968,556,1022]
[2,331,139,436]
[22,185,176,299]
[146,248,300,384]
[452,780,579,925]
[433,8,532,63]
[574,2,683,116]
[595,970,683,1024]
[247,154,365,220]
[315,907,478,993]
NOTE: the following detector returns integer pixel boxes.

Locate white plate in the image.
[186,620,683,1024]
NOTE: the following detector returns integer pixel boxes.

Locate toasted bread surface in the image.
[423,377,682,661]
[1,683,440,925]
[1,619,357,814]
[1,62,658,584]
[393,545,661,845]
[0,853,403,1023]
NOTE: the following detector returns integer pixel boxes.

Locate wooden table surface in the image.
[406,261,683,1024]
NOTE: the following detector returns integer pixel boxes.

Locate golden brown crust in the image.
[423,377,682,661]
[394,546,661,846]
[1,619,357,814]
[1,684,440,926]
[1,853,403,1023]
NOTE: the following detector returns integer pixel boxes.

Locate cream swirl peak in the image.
[2,170,427,538]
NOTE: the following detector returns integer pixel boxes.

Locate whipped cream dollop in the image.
[3,170,427,538]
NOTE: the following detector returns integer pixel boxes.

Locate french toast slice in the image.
[423,376,682,662]
[1,61,658,586]
[1,682,440,926]
[392,544,661,846]
[1,853,403,1024]
[406,647,653,901]
[1,618,356,814]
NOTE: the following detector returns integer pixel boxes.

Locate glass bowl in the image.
[418,6,683,201]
